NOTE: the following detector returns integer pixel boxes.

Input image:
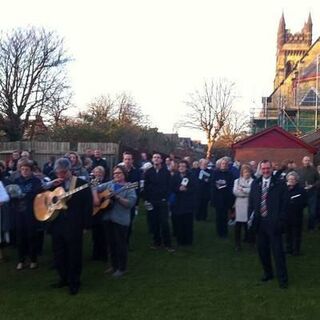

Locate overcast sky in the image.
[1,0,320,142]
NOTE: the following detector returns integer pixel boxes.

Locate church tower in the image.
[274,13,313,88]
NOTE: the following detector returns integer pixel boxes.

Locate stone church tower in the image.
[274,13,313,88]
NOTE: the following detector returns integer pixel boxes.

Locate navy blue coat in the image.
[13,175,42,232]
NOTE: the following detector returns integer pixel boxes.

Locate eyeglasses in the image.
[113,171,123,175]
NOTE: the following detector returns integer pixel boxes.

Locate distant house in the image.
[232,126,317,165]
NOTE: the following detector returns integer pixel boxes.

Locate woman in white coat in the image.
[233,165,253,251]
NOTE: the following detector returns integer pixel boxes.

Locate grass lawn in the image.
[1,209,320,320]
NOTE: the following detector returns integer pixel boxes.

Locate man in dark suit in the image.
[248,160,288,288]
[48,158,93,295]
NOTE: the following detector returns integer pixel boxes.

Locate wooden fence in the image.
[0,141,119,176]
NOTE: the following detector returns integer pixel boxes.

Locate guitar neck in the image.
[60,183,89,200]
[112,182,138,195]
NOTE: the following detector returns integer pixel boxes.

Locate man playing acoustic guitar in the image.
[47,158,93,295]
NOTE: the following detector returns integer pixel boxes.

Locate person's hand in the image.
[179,185,187,191]
[52,178,64,186]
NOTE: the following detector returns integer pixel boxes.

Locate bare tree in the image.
[181,79,236,159]
[214,111,250,148]
[0,27,71,140]
[80,92,148,127]
[116,92,147,126]
[79,94,116,125]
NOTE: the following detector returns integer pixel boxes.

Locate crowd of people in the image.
[0,149,319,294]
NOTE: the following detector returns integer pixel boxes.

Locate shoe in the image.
[166,247,176,253]
[16,262,26,271]
[69,285,80,295]
[279,282,288,289]
[150,244,161,250]
[51,280,68,288]
[112,270,126,278]
[104,267,114,274]
[30,262,38,269]
[261,275,274,282]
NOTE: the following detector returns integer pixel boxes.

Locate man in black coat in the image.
[248,160,289,288]
[144,153,174,252]
[122,151,140,244]
[48,158,93,295]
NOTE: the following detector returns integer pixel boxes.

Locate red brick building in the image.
[232,126,317,165]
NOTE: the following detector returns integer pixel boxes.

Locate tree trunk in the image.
[206,140,214,160]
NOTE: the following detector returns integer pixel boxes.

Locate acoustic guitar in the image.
[92,181,138,216]
[34,178,98,222]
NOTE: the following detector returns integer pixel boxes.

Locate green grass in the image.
[1,209,320,320]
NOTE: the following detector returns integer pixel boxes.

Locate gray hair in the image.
[286,171,299,182]
[54,157,71,172]
[216,156,229,170]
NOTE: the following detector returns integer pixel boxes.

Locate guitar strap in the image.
[69,175,77,192]
[64,175,77,203]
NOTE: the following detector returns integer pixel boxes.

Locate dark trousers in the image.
[235,222,248,248]
[215,206,228,238]
[16,227,38,263]
[92,222,108,261]
[307,190,317,230]
[127,207,136,244]
[150,202,172,247]
[175,212,193,246]
[52,227,83,288]
[36,230,45,256]
[286,215,303,254]
[105,221,128,271]
[146,210,153,234]
[170,205,178,237]
[257,218,288,284]
[196,197,209,221]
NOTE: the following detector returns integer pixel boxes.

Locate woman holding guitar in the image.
[93,165,137,277]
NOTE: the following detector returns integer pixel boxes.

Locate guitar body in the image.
[34,187,68,222]
[92,182,139,216]
[93,189,112,216]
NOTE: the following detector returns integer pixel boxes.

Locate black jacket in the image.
[286,184,307,223]
[144,166,171,204]
[50,178,93,232]
[171,172,197,215]
[248,176,288,233]
[211,169,235,209]
[195,168,211,199]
